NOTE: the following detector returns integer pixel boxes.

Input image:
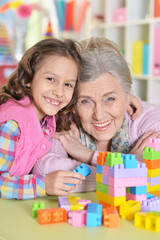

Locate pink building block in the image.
[103,165,109,176]
[114,7,126,22]
[108,176,147,187]
[146,138,160,151]
[109,186,126,197]
[126,193,147,202]
[68,210,87,227]
[77,199,91,210]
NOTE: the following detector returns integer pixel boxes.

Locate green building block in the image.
[32,201,45,218]
[105,152,123,167]
[149,211,160,216]
[96,182,109,194]
[143,147,160,160]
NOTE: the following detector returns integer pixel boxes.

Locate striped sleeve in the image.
[0,120,46,199]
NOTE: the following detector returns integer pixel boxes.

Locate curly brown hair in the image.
[0,38,82,131]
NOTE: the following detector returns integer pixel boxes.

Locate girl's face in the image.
[28,55,78,120]
[76,72,129,143]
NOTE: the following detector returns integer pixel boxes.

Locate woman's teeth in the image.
[94,120,111,127]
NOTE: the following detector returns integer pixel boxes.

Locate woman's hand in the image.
[45,170,85,196]
[130,129,160,156]
[127,94,143,120]
[54,122,94,163]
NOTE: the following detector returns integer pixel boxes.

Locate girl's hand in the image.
[127,94,143,120]
[45,170,85,196]
[54,122,94,163]
[130,129,160,156]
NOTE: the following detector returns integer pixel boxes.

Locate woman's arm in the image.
[127,94,143,120]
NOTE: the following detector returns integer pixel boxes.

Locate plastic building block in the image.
[147,182,160,192]
[99,201,120,213]
[141,197,160,212]
[120,200,141,220]
[114,7,126,22]
[143,147,160,160]
[102,207,119,228]
[134,212,160,232]
[148,176,160,186]
[96,191,126,207]
[148,167,160,178]
[66,163,92,186]
[86,203,102,227]
[73,163,92,177]
[32,201,45,218]
[96,165,103,174]
[37,208,67,225]
[77,199,91,210]
[96,182,109,194]
[68,197,84,211]
[122,154,137,168]
[109,162,147,178]
[68,210,87,227]
[96,173,103,183]
[130,186,147,195]
[147,193,154,199]
[102,175,108,185]
[143,159,160,169]
[146,138,160,151]
[58,196,70,213]
[108,176,147,187]
[105,153,123,167]
[150,191,160,197]
[97,152,108,166]
[108,186,126,197]
[126,193,147,202]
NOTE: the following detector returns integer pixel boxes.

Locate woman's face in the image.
[76,72,129,142]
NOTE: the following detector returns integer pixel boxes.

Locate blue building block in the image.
[86,203,102,227]
[96,165,103,174]
[130,186,147,195]
[122,154,137,168]
[142,44,149,75]
[73,163,92,177]
[147,193,155,199]
[66,163,92,186]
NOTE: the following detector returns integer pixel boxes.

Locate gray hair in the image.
[79,37,132,93]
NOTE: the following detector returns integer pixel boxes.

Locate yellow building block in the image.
[148,168,160,178]
[135,212,160,232]
[147,182,160,192]
[96,173,103,183]
[96,191,126,207]
[68,197,84,211]
[120,200,141,220]
[132,41,143,74]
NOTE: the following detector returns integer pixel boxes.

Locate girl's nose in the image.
[52,84,63,98]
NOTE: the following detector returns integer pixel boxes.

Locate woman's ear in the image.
[26,83,31,87]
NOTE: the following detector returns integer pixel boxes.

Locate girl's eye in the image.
[65,83,73,88]
[47,78,55,82]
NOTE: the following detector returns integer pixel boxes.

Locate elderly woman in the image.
[33,38,160,193]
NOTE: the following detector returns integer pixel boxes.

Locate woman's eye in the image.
[108,97,115,101]
[81,100,90,104]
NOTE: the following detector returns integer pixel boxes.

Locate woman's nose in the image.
[52,84,63,98]
[92,104,104,121]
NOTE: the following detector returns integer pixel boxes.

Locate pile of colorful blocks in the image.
[96,138,160,232]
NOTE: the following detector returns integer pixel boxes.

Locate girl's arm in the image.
[0,120,84,199]
[127,94,143,120]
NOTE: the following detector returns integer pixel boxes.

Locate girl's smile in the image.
[28,55,78,121]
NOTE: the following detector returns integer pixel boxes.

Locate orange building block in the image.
[102,207,119,228]
[97,151,109,166]
[150,191,160,197]
[99,201,120,213]
[37,208,67,225]
[143,159,160,169]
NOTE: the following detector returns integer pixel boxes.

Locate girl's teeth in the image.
[46,98,59,105]
[94,121,111,127]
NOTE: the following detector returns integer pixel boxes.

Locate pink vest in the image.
[0,97,56,176]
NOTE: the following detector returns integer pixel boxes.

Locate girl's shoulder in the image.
[0,120,19,136]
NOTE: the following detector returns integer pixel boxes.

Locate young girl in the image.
[0,38,85,199]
